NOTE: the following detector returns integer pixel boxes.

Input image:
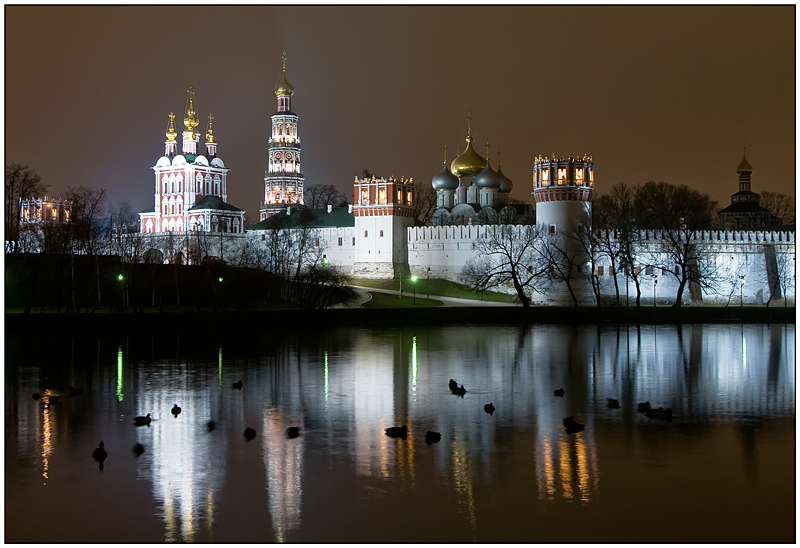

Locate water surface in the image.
[5,323,795,543]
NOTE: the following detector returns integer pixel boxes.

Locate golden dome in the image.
[736,147,752,173]
[274,50,294,96]
[450,136,486,177]
[205,114,216,143]
[165,112,177,143]
[184,87,199,133]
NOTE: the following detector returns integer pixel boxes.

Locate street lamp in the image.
[322,254,329,266]
[739,275,745,307]
[411,275,418,304]
[427,267,431,300]
[653,275,658,307]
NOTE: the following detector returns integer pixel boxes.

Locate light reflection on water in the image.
[5,323,795,543]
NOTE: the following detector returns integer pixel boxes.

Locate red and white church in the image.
[138,87,245,235]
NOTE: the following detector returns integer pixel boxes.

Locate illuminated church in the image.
[431,113,520,226]
[139,88,245,234]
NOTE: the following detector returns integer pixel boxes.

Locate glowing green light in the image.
[218,277,223,282]
[412,336,417,390]
[322,256,329,265]
[116,346,124,402]
[411,275,417,282]
[117,274,124,281]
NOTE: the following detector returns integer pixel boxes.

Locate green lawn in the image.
[351,278,517,303]
[361,292,445,308]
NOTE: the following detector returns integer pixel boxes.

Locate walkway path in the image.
[332,286,520,308]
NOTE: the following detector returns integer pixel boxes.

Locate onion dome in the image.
[450,112,486,176]
[737,146,753,173]
[450,136,486,177]
[205,114,216,143]
[432,163,459,191]
[184,88,199,133]
[475,162,501,189]
[275,50,294,96]
[497,167,513,193]
[165,112,177,143]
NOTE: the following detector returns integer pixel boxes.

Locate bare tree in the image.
[534,229,585,307]
[759,191,795,226]
[566,214,604,306]
[461,224,550,307]
[304,184,348,209]
[634,181,718,306]
[5,163,48,247]
[65,186,108,310]
[412,178,437,226]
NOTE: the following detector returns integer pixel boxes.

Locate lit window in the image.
[542,169,549,186]
[397,189,402,203]
[557,168,567,185]
[378,188,386,204]
[407,191,412,204]
[589,170,594,186]
[575,168,584,184]
[361,189,369,204]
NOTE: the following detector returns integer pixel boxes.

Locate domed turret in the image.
[497,167,513,193]
[737,146,753,173]
[275,50,294,97]
[475,162,501,189]
[433,163,459,191]
[450,112,486,177]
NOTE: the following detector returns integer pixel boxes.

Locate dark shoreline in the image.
[5,306,795,332]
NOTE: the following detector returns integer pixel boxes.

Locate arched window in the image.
[205,174,212,194]
[162,174,169,194]
[213,175,221,196]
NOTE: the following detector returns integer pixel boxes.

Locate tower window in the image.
[542,169,549,186]
[598,265,604,276]
[338,237,343,246]
[557,168,567,185]
[549,224,556,234]
[379,230,384,237]
[364,230,368,237]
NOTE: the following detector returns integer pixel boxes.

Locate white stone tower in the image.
[352,175,416,278]
[532,153,594,232]
[260,51,305,220]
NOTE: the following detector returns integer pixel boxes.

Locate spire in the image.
[466,111,473,144]
[443,144,447,165]
[737,144,753,173]
[485,139,491,166]
[165,112,177,156]
[184,87,199,133]
[205,114,216,143]
[205,113,217,157]
[182,87,199,155]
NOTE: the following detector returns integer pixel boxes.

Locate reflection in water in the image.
[451,437,477,535]
[262,407,304,542]
[135,364,227,542]
[4,323,795,543]
[116,346,124,402]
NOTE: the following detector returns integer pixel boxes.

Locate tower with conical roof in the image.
[718,148,779,229]
[260,51,305,221]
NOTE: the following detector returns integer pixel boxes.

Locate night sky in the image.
[6,5,795,222]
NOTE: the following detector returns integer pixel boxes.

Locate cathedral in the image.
[138,88,245,235]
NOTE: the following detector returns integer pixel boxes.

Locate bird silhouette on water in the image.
[645,407,673,421]
[171,404,181,417]
[385,425,408,439]
[563,416,585,434]
[484,403,495,415]
[554,388,565,397]
[637,401,651,413]
[48,396,60,406]
[448,379,458,392]
[286,426,300,439]
[31,392,41,400]
[133,443,145,457]
[452,385,466,397]
[244,427,257,441]
[232,380,243,390]
[425,431,441,444]
[607,398,620,408]
[93,441,108,471]
[207,420,216,432]
[133,413,151,426]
